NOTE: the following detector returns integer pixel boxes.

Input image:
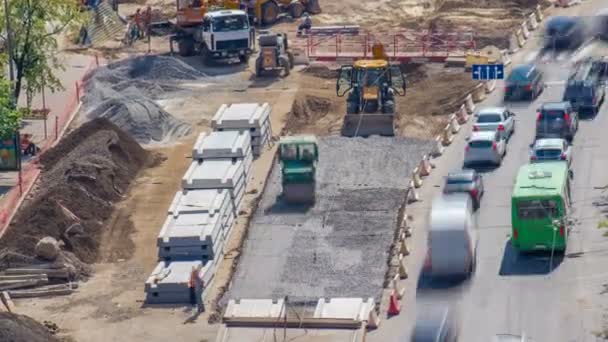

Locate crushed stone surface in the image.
[226,136,432,303]
[81,55,197,145]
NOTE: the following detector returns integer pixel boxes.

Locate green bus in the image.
[511,162,572,252]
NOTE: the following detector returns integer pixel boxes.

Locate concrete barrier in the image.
[509,32,520,53]
[456,104,469,124]
[399,239,410,256]
[406,181,419,204]
[417,155,432,176]
[520,22,530,40]
[535,4,544,22]
[465,94,475,113]
[472,83,486,102]
[398,254,408,279]
[412,167,423,188]
[516,29,526,48]
[390,274,405,299]
[431,136,444,157]
[554,0,580,7]
[441,125,454,146]
[527,13,539,31]
[449,114,461,134]
[314,297,378,329]
[501,50,512,66]
[485,80,497,93]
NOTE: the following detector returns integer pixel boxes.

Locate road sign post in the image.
[472,64,504,80]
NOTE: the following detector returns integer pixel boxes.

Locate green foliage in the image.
[0,0,84,102]
[0,79,21,139]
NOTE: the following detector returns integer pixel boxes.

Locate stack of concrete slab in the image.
[145,260,217,304]
[182,158,247,212]
[157,189,236,261]
[192,130,253,181]
[211,103,272,157]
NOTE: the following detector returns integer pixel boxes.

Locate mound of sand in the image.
[286,93,342,135]
[82,55,196,145]
[0,313,59,342]
[0,118,151,266]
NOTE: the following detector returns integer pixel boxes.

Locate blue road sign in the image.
[472,64,505,80]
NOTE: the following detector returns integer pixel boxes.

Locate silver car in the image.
[494,334,533,342]
[464,131,507,167]
[530,138,572,166]
[473,107,516,140]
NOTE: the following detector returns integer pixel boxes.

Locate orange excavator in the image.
[175,0,239,27]
[251,0,321,26]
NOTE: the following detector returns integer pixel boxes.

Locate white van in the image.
[423,193,478,279]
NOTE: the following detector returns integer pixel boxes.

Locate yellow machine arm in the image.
[371,42,388,61]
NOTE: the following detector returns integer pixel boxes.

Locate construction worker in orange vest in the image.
[188,266,204,313]
[134,8,143,39]
[143,5,152,38]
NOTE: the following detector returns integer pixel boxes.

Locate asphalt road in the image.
[368,1,608,341]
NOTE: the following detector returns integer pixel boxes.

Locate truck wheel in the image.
[289,2,304,19]
[382,100,395,114]
[287,51,295,69]
[239,54,250,64]
[262,0,279,26]
[177,38,195,57]
[363,100,378,113]
[279,55,290,76]
[306,0,321,14]
[201,44,213,65]
[255,57,264,77]
[346,100,358,114]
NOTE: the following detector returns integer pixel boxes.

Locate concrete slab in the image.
[313,297,375,321]
[157,211,223,259]
[212,103,271,135]
[168,189,233,218]
[182,158,245,190]
[144,260,217,304]
[192,130,252,160]
[224,298,285,319]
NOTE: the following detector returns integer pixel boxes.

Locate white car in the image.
[473,107,516,140]
[464,131,507,167]
[530,138,572,166]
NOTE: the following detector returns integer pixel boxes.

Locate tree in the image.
[0,0,82,103]
[0,79,21,139]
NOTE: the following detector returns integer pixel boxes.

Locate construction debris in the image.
[34,237,61,261]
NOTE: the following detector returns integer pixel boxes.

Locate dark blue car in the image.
[544,16,585,49]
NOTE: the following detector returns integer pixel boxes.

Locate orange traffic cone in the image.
[387,290,401,316]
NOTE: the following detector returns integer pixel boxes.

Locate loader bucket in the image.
[341,113,395,137]
[282,182,315,204]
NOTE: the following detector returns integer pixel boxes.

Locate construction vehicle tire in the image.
[279,55,290,76]
[346,100,358,114]
[262,0,280,26]
[178,38,195,57]
[306,0,321,14]
[383,100,395,114]
[364,101,379,113]
[289,2,305,19]
[239,54,250,64]
[201,44,213,65]
[287,51,295,69]
[255,56,264,77]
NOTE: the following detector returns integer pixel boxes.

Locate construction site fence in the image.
[0,55,102,238]
[294,30,475,61]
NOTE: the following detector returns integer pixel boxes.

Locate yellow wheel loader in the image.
[336,45,407,137]
[253,0,321,26]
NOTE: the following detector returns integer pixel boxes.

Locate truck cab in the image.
[199,10,254,62]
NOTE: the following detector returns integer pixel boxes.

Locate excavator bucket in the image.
[282,182,315,204]
[306,0,321,14]
[341,113,395,137]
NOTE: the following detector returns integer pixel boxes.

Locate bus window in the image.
[517,199,559,220]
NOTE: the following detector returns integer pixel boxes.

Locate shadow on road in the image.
[263,196,314,215]
[499,240,564,276]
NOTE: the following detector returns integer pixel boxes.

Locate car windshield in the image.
[477,114,502,123]
[469,140,492,148]
[540,110,565,121]
[536,148,562,158]
[517,199,559,220]
[211,15,249,32]
[508,67,532,83]
[564,85,594,99]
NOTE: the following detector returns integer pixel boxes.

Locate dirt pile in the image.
[286,91,342,135]
[0,313,60,342]
[0,118,151,267]
[301,63,338,79]
[81,55,197,145]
